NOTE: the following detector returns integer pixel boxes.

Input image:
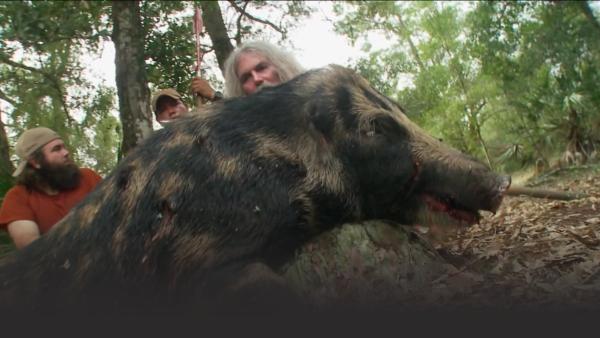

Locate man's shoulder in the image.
[1,185,31,209]
[79,168,102,185]
[80,168,101,177]
[3,184,29,198]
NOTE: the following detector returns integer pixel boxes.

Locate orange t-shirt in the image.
[0,168,102,234]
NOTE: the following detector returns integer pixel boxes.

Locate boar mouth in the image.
[421,193,481,226]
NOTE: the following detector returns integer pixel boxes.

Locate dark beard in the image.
[38,161,82,191]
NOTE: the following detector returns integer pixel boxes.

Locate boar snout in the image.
[487,175,511,214]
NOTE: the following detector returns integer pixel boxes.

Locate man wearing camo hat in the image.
[151,88,191,124]
[151,86,223,125]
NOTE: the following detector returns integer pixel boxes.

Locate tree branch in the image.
[227,0,286,35]
[201,45,215,54]
[395,13,425,72]
[0,54,74,125]
[506,185,588,201]
[0,54,45,75]
[233,1,250,45]
[0,88,19,107]
[474,98,487,114]
[22,32,111,48]
[199,1,234,73]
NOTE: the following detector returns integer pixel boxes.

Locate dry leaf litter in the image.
[430,165,600,308]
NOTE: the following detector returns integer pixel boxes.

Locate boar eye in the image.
[364,114,408,140]
[360,119,379,138]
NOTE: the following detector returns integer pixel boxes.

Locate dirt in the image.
[429,163,600,308]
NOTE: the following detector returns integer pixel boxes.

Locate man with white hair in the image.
[155,41,303,125]
[0,127,102,249]
[192,40,305,100]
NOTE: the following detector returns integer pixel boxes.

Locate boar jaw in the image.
[422,193,481,225]
[416,174,511,228]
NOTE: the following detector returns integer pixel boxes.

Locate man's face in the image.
[36,139,81,191]
[236,52,281,96]
[156,97,189,123]
[40,139,72,167]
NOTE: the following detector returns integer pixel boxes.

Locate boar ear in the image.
[308,85,353,138]
[308,96,335,138]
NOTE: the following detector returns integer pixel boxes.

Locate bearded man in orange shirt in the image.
[0,127,102,249]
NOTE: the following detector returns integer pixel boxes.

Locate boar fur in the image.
[0,65,508,314]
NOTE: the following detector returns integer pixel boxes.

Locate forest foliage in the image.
[335,1,600,173]
[0,1,599,195]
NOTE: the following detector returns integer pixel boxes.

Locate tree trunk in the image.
[578,1,600,36]
[112,0,153,157]
[563,106,588,165]
[0,112,15,196]
[200,1,234,75]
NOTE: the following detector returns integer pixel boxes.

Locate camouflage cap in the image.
[13,127,61,177]
[151,88,182,114]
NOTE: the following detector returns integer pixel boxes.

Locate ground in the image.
[429,162,600,308]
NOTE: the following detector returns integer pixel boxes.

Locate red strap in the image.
[193,7,204,76]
